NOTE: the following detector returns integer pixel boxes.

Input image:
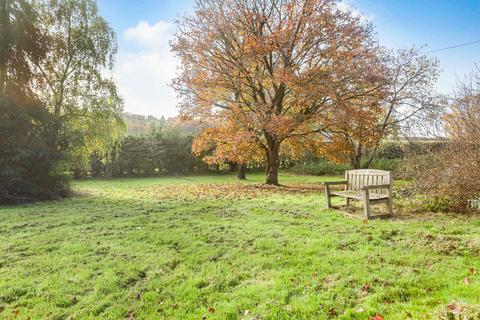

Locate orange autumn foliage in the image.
[172,0,386,184]
[192,120,264,165]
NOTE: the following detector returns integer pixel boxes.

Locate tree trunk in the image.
[363,146,379,168]
[237,163,246,180]
[350,144,363,169]
[105,164,112,179]
[265,146,280,185]
[0,0,9,95]
[229,161,238,172]
[351,155,361,169]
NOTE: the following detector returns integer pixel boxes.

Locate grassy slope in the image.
[1,173,480,319]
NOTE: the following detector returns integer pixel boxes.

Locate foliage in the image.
[1,0,125,198]
[374,141,405,159]
[367,158,402,172]
[172,0,386,184]
[31,0,125,171]
[330,48,443,168]
[123,112,167,136]
[105,128,199,177]
[0,97,69,202]
[1,174,480,318]
[0,0,46,100]
[289,158,351,176]
[411,69,480,212]
[289,157,401,176]
[192,120,264,166]
[0,1,70,202]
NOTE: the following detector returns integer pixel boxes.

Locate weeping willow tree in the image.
[30,0,126,173]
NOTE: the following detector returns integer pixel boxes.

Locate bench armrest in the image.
[362,184,391,191]
[323,180,348,186]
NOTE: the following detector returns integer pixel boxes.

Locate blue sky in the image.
[97,0,480,118]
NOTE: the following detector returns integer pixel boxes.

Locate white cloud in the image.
[116,21,180,118]
[124,21,174,51]
[337,1,375,22]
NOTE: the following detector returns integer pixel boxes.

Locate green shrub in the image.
[106,128,201,177]
[367,158,402,171]
[0,98,70,203]
[375,141,405,159]
[289,159,351,176]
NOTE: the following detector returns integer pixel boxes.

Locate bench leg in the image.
[325,186,331,209]
[363,190,371,220]
[387,198,393,215]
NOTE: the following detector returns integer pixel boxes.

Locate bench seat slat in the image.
[331,190,389,201]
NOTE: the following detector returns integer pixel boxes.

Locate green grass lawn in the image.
[1,173,480,319]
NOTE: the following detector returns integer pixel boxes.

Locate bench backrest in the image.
[346,169,393,194]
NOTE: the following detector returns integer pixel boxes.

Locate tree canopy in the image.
[173,0,387,184]
[31,0,125,172]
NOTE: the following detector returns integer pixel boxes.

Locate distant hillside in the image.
[122,113,203,136]
[122,113,166,136]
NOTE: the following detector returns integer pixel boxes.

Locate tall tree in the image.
[31,0,124,167]
[363,48,442,167]
[172,0,385,184]
[333,48,442,168]
[0,0,46,101]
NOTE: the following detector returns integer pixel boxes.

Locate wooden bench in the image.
[324,169,393,219]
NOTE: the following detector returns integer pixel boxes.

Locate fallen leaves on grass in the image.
[124,183,323,202]
[361,283,371,294]
[370,315,384,320]
[439,302,480,319]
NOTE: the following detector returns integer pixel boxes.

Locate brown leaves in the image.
[463,266,477,285]
[370,315,384,320]
[361,283,371,294]
[172,0,385,175]
[133,183,322,202]
[192,124,264,165]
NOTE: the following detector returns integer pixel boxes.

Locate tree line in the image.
[86,127,202,178]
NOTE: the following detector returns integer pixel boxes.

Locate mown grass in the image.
[1,173,480,319]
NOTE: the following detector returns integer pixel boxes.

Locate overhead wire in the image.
[425,40,480,54]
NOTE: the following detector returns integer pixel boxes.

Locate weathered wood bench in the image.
[324,169,393,219]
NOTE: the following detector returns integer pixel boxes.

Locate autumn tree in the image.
[320,48,442,168]
[172,0,385,184]
[319,92,384,168]
[192,120,264,179]
[364,48,442,167]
